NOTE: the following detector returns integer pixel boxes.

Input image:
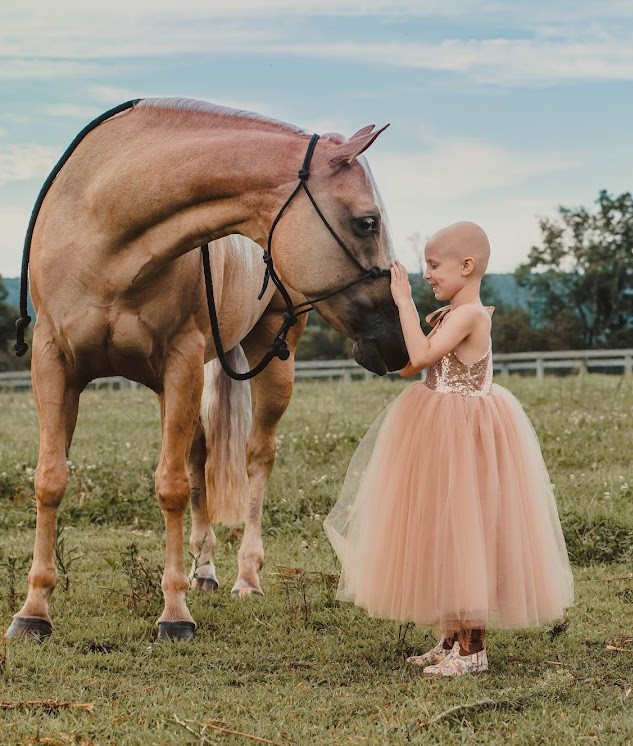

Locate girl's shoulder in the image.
[446,303,494,326]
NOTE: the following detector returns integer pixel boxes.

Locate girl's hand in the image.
[390,260,412,307]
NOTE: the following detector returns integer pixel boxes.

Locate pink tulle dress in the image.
[324,306,573,635]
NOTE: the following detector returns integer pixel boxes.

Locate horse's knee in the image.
[34,460,69,508]
[246,436,276,478]
[156,468,191,513]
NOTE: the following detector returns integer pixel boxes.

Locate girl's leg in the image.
[458,627,486,655]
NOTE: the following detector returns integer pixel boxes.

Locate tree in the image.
[0,275,16,349]
[518,190,633,348]
[0,275,30,371]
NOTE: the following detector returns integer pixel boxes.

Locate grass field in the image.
[0,375,632,745]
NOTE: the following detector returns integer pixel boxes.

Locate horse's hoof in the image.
[5,616,53,641]
[191,576,219,593]
[231,587,264,599]
[156,621,196,642]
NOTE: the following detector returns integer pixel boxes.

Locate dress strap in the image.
[425,305,452,328]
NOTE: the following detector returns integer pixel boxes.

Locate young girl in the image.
[324,222,573,676]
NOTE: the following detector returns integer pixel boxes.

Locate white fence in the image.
[297,349,633,380]
[1,349,632,391]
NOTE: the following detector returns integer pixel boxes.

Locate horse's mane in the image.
[136,97,306,136]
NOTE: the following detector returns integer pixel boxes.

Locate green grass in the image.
[1,376,632,744]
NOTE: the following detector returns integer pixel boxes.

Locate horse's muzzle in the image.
[353,333,408,376]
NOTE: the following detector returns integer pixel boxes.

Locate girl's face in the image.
[423,249,465,301]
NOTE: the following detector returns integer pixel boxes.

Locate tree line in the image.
[1,190,632,369]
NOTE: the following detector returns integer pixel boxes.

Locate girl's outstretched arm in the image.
[390,261,478,371]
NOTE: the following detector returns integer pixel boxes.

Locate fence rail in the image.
[1,349,632,390]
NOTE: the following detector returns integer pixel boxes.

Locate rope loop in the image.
[282,311,298,327]
[14,315,32,357]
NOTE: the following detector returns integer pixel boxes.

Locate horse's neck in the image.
[90,110,307,268]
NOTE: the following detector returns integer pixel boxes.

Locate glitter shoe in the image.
[423,641,488,676]
[406,640,452,666]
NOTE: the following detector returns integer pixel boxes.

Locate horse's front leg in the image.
[155,328,205,640]
[6,325,80,639]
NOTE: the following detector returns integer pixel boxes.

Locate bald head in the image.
[426,221,490,278]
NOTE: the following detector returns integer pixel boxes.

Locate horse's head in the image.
[272,127,409,375]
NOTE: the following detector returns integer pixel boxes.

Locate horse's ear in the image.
[329,124,390,168]
[349,125,376,139]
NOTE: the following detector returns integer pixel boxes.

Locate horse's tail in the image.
[200,345,252,526]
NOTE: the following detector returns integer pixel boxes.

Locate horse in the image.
[6,98,408,641]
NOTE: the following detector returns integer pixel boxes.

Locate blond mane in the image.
[137,97,306,135]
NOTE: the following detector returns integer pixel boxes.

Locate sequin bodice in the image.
[425,347,493,397]
[423,305,494,397]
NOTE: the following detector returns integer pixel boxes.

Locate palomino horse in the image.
[7,98,407,641]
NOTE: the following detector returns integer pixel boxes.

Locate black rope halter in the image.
[203,133,391,381]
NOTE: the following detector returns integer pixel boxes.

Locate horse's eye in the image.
[354,216,379,236]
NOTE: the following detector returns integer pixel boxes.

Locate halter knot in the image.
[262,252,274,265]
[298,168,310,181]
[282,311,298,327]
[270,337,290,360]
[369,266,389,279]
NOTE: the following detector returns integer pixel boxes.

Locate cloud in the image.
[0,145,58,186]
[0,59,113,80]
[1,3,632,87]
[43,104,105,119]
[262,39,633,86]
[87,84,145,103]
[0,204,30,277]
[366,138,575,271]
[370,139,573,202]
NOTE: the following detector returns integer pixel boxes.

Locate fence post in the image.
[625,355,632,376]
[535,357,544,379]
[577,358,587,376]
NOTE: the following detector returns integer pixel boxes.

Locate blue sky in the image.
[1,0,632,276]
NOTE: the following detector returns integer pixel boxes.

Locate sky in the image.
[1,0,632,277]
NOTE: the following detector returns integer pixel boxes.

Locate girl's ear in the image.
[462,256,476,276]
[329,124,390,168]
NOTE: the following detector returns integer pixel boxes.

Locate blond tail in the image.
[200,346,252,525]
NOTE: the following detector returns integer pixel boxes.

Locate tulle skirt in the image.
[324,382,574,634]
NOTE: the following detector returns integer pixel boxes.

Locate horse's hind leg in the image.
[155,327,205,640]
[6,327,80,639]
[188,423,219,592]
[231,316,306,598]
